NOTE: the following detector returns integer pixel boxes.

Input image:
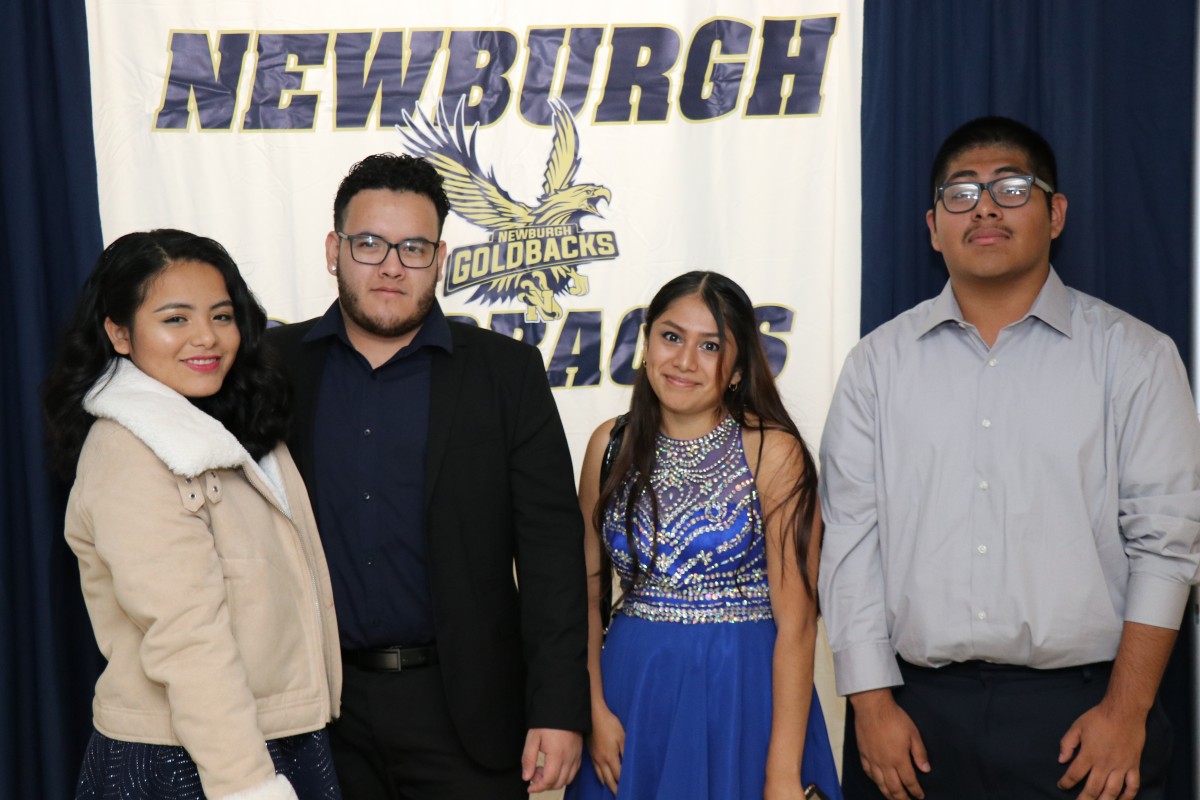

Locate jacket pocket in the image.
[219,556,314,699]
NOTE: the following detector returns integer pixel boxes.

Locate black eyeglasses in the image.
[936,174,1054,214]
[337,232,440,268]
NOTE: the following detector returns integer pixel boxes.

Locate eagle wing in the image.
[399,99,594,308]
[399,101,533,230]
[540,96,581,199]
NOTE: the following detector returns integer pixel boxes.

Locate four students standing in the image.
[45,116,1200,800]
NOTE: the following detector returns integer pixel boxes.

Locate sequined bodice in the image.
[603,415,770,624]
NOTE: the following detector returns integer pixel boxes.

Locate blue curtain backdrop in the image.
[1,0,1195,797]
[861,1,1197,796]
[1,0,105,797]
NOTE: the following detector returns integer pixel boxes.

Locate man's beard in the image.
[336,268,436,339]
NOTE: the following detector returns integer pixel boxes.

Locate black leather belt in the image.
[342,645,438,672]
[899,658,1111,681]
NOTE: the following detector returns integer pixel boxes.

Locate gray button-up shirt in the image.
[818,268,1200,697]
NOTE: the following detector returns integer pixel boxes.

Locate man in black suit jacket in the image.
[267,153,589,799]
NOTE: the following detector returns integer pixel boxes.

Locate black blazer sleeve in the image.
[424,324,590,763]
[506,338,591,732]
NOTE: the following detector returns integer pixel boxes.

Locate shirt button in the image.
[362,492,371,501]
[957,322,967,329]
[988,358,998,367]
[981,419,992,428]
[363,428,372,437]
[978,481,989,490]
[977,611,987,620]
[977,544,988,554]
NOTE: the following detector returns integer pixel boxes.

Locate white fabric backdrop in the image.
[86,0,864,777]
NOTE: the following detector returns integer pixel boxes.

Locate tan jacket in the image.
[65,359,341,799]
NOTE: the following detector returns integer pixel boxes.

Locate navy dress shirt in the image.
[305,301,452,649]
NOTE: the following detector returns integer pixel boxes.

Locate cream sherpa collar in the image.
[83,359,291,515]
[84,358,252,477]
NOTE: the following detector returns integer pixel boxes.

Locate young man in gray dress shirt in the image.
[819,116,1200,799]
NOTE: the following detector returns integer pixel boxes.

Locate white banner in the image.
[85,0,862,459]
[86,0,863,768]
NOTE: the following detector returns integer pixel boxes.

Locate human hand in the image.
[1057,701,1146,799]
[851,689,930,799]
[763,773,808,800]
[586,704,625,794]
[522,727,583,793]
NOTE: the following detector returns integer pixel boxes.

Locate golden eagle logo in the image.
[399,98,617,321]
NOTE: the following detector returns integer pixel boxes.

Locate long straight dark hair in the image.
[596,271,819,596]
[42,229,290,480]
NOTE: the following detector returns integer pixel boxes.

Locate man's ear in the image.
[435,240,447,284]
[326,232,340,275]
[104,317,132,355]
[1049,192,1069,241]
[926,208,942,253]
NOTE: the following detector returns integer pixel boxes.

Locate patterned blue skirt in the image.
[75,728,341,799]
[566,615,843,800]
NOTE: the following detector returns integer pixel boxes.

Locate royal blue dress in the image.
[566,416,843,800]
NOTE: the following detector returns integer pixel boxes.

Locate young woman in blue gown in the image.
[565,272,842,800]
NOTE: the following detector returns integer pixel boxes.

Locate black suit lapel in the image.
[425,326,469,508]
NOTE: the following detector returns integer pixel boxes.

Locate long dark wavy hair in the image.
[42,229,290,480]
[597,271,820,597]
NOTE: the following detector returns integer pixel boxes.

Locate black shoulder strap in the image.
[600,414,628,488]
[597,414,627,632]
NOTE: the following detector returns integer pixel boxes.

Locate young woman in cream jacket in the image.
[44,230,341,800]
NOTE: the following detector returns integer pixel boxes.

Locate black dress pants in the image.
[841,660,1172,800]
[330,662,526,800]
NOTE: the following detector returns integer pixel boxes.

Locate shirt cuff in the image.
[832,641,904,697]
[1124,573,1193,630]
[219,774,298,800]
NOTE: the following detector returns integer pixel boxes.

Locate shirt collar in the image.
[303,301,346,343]
[915,266,1073,339]
[302,299,454,356]
[916,281,968,338]
[1024,267,1073,336]
[410,301,454,354]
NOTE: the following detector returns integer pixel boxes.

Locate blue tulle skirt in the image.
[566,614,842,800]
[75,728,341,799]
